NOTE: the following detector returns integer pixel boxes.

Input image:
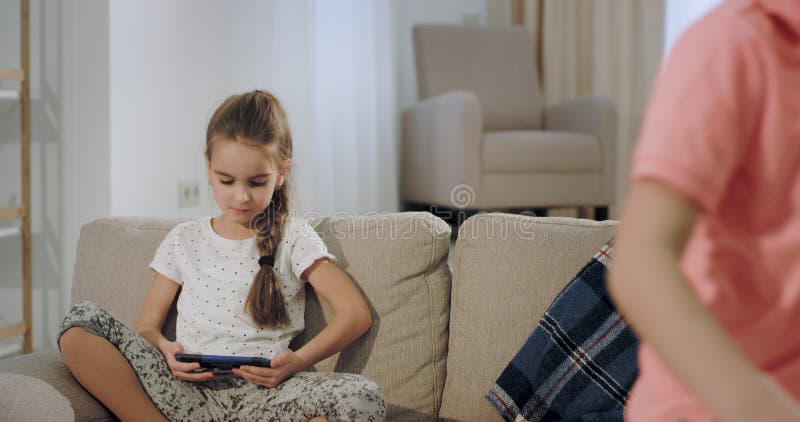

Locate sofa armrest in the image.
[544,94,617,203]
[0,349,113,421]
[402,90,483,207]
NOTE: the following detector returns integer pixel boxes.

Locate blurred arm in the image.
[608,181,790,421]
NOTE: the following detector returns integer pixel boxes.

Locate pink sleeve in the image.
[631,16,762,213]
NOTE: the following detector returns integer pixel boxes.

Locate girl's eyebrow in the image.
[214,170,271,178]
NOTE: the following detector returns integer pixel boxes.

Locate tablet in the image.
[175,354,271,372]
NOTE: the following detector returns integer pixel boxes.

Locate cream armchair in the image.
[402,24,616,220]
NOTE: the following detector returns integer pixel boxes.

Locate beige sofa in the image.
[0,212,616,421]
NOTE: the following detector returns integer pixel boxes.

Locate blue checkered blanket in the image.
[486,244,639,422]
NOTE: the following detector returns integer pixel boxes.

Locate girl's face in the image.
[205,139,289,233]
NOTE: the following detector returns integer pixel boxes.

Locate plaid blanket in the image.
[486,244,639,422]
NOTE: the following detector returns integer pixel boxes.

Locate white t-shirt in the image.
[148,215,336,358]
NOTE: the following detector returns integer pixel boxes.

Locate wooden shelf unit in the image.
[0,0,33,354]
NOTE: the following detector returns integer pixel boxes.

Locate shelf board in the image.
[0,206,24,221]
[0,322,26,341]
[0,69,24,81]
[0,90,20,100]
[0,226,20,238]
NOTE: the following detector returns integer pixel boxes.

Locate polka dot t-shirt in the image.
[148,215,336,358]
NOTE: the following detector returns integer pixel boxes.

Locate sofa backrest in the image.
[70,212,451,421]
[71,217,190,340]
[413,24,544,131]
[440,214,617,422]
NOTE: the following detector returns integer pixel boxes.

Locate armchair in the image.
[402,24,616,220]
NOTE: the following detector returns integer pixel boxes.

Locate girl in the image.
[608,0,800,421]
[58,90,386,421]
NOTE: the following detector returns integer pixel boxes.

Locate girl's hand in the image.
[157,339,216,382]
[232,351,305,388]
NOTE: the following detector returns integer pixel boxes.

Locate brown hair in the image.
[205,90,292,327]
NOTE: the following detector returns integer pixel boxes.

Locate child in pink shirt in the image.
[609,0,800,420]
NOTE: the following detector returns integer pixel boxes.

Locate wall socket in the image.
[178,180,201,208]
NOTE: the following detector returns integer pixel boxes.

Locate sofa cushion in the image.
[0,373,73,421]
[440,214,617,422]
[71,217,190,338]
[483,130,603,173]
[487,243,639,421]
[0,349,113,421]
[290,212,452,421]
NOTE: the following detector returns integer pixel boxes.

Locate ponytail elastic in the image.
[258,255,274,267]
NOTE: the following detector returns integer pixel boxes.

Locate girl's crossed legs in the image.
[59,301,386,421]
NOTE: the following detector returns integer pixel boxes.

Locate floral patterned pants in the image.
[59,301,386,422]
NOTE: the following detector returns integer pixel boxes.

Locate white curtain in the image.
[268,0,397,217]
[505,0,665,211]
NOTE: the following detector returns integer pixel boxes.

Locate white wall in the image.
[109,0,274,219]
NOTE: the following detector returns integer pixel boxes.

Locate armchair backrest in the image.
[413,24,544,131]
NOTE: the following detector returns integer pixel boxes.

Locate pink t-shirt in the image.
[627,0,800,420]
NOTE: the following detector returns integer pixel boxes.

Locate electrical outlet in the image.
[178,180,200,208]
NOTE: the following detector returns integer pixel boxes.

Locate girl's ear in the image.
[205,157,213,185]
[277,159,292,188]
